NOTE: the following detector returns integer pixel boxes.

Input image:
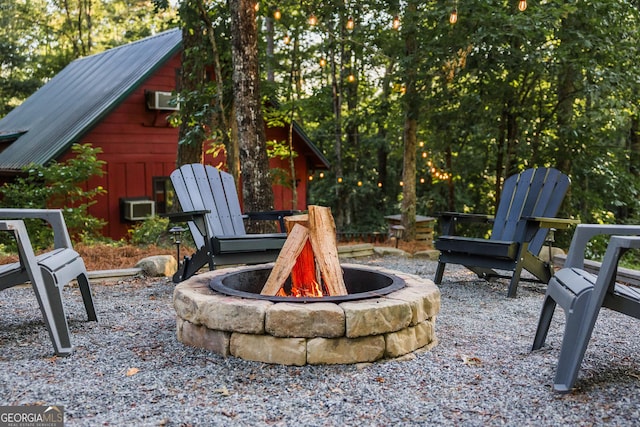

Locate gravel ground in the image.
[2,254,640,426]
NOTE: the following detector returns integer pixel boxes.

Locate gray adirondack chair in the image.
[532,224,640,392]
[434,168,578,297]
[0,209,97,356]
[167,164,295,283]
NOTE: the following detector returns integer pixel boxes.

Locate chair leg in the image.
[31,279,72,356]
[531,295,557,351]
[434,261,446,284]
[552,289,594,393]
[76,273,98,321]
[531,269,595,392]
[507,262,525,298]
[172,248,210,283]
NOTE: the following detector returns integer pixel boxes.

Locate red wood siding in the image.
[58,52,322,240]
[62,53,182,240]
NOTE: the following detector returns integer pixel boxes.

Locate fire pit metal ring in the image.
[209,264,405,302]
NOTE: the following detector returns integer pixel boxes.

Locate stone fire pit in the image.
[173,263,440,366]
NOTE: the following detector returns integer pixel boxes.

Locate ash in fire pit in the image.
[209,265,405,303]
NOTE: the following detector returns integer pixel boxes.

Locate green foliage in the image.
[129,216,171,246]
[0,144,107,249]
[129,216,196,250]
[0,0,178,117]
[4,0,640,248]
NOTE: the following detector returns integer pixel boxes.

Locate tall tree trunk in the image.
[556,16,578,175]
[176,0,207,166]
[400,0,419,240]
[329,22,346,228]
[197,1,235,185]
[229,0,275,232]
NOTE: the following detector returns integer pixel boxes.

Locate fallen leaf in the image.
[460,354,482,366]
[126,367,140,376]
[213,386,230,396]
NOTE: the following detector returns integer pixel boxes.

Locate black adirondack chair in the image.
[434,167,578,297]
[167,164,295,283]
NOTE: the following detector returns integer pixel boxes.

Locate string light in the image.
[254,2,259,12]
[357,181,362,187]
[337,177,343,183]
[273,8,281,20]
[308,13,318,26]
[449,9,458,24]
[347,73,356,83]
[392,15,401,30]
[346,16,355,31]
[283,34,291,44]
[319,172,324,178]
[518,0,527,11]
[319,58,327,67]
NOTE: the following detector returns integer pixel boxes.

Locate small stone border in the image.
[173,263,441,366]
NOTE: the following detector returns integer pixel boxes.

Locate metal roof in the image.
[0,28,182,172]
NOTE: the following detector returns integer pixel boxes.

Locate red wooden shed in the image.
[0,29,329,240]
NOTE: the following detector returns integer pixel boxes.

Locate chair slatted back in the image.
[170,164,246,249]
[491,168,570,254]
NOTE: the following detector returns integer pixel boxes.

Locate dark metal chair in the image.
[532,224,640,392]
[0,210,97,356]
[434,168,578,297]
[166,164,296,283]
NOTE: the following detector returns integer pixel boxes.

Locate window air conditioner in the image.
[122,199,155,221]
[146,90,180,111]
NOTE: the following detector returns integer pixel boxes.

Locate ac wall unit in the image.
[146,90,180,111]
[123,199,155,221]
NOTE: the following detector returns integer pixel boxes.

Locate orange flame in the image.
[284,240,325,297]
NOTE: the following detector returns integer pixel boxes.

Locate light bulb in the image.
[254,2,259,12]
[346,16,354,30]
[308,14,317,26]
[283,34,290,44]
[357,181,362,187]
[347,74,355,83]
[319,58,327,67]
[518,0,527,11]
[449,9,458,24]
[273,8,281,20]
[392,15,401,30]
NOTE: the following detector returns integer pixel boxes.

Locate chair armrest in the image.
[437,212,494,222]
[161,210,211,243]
[161,210,210,223]
[0,209,72,249]
[565,224,640,269]
[523,216,580,229]
[244,210,301,232]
